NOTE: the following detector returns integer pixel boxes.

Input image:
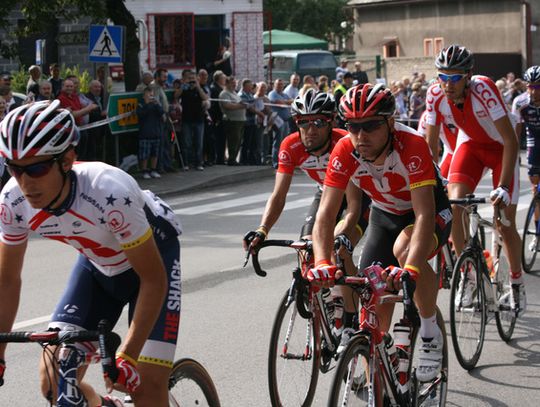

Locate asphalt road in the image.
[1,167,540,406]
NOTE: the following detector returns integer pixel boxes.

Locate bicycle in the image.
[246,239,343,407]
[0,320,221,407]
[521,181,540,273]
[448,196,516,371]
[327,265,448,407]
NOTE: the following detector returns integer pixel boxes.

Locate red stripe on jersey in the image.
[67,209,96,226]
[29,211,53,231]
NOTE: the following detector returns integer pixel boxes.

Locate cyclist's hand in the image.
[383,265,419,292]
[105,354,141,394]
[307,261,338,288]
[243,227,267,252]
[0,359,5,387]
[490,186,510,207]
[334,233,354,257]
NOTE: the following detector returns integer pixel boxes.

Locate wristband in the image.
[116,351,138,366]
[256,226,268,237]
[315,259,332,268]
[404,264,421,274]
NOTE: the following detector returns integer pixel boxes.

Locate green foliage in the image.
[264,0,352,41]
[6,64,92,94]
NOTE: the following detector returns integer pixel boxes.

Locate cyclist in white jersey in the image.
[0,101,182,406]
[424,45,525,316]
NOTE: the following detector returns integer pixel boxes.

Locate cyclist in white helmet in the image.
[0,100,182,406]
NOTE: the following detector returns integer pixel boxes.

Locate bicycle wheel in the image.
[449,252,486,370]
[521,197,540,273]
[410,308,448,407]
[494,245,516,342]
[327,335,374,407]
[168,358,221,407]
[268,289,320,407]
[436,243,455,289]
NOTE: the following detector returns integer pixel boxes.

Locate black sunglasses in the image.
[346,120,386,134]
[5,156,59,178]
[296,118,331,129]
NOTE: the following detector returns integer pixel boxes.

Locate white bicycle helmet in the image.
[0,100,79,160]
[435,44,474,72]
[291,88,335,117]
[524,66,540,83]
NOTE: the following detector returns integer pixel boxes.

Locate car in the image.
[263,50,338,84]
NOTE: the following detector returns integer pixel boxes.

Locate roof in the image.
[263,29,328,51]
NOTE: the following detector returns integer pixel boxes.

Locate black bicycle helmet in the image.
[435,44,474,71]
[524,66,540,83]
[291,88,335,117]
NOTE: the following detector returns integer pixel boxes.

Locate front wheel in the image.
[449,252,486,370]
[494,245,516,342]
[521,197,540,273]
[327,335,374,407]
[168,358,221,407]
[268,288,320,407]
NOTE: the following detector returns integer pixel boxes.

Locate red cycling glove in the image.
[307,260,338,285]
[114,354,141,393]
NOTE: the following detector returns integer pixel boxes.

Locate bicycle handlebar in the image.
[248,239,304,277]
[449,195,510,226]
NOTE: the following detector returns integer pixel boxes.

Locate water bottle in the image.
[322,288,335,324]
[483,249,494,279]
[332,295,344,336]
[383,333,399,374]
[393,321,411,393]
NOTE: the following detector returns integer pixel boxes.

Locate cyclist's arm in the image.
[404,185,436,268]
[337,181,363,239]
[0,241,27,358]
[259,172,293,233]
[494,115,519,189]
[120,235,167,360]
[313,185,346,264]
[425,123,441,160]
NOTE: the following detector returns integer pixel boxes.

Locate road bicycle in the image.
[246,239,343,407]
[448,196,516,370]
[521,181,540,273]
[0,320,220,406]
[327,265,448,407]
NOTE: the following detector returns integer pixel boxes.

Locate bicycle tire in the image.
[168,358,221,407]
[521,197,539,273]
[327,335,374,407]
[494,244,516,342]
[410,308,448,407]
[449,252,486,370]
[268,289,320,407]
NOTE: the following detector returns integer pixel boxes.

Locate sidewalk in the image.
[135,164,275,197]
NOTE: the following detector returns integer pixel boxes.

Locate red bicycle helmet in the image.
[338,83,395,121]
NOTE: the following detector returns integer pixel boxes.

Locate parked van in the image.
[263,50,337,84]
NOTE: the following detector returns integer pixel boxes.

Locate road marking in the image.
[226,197,314,216]
[13,315,51,330]
[167,192,234,207]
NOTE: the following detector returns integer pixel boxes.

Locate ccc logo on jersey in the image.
[474,81,498,109]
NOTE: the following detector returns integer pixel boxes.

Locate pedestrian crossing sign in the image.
[89,25,124,63]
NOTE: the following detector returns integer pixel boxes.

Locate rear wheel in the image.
[449,252,486,370]
[268,289,320,407]
[521,197,540,273]
[494,244,516,342]
[168,358,221,407]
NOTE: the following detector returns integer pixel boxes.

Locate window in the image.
[384,42,398,58]
[298,54,337,70]
[434,37,444,54]
[424,39,434,57]
[424,37,444,57]
[150,13,195,68]
[272,56,294,71]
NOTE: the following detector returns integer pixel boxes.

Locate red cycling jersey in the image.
[324,123,437,215]
[277,128,348,185]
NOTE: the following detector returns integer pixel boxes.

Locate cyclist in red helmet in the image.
[310,83,452,382]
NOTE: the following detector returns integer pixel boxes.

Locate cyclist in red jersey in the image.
[310,83,452,382]
[243,89,370,340]
[424,45,526,316]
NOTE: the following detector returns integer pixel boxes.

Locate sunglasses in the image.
[296,118,331,129]
[5,156,59,178]
[438,73,467,83]
[528,83,540,90]
[346,120,386,134]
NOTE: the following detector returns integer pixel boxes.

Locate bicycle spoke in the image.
[521,198,539,273]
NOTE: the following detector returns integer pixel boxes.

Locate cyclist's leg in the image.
[131,237,181,406]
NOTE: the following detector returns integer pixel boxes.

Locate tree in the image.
[0,0,141,90]
[263,0,352,42]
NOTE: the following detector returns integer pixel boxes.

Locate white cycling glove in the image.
[490,186,511,206]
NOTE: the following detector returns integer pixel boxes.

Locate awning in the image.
[263,29,328,51]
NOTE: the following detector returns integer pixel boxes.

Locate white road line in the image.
[13,315,51,330]
[167,192,234,207]
[226,197,314,216]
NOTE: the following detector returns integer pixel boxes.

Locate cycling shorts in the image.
[439,151,453,180]
[527,146,540,177]
[449,141,519,205]
[300,187,371,238]
[358,196,452,273]
[49,237,181,368]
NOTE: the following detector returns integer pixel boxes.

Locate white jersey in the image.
[0,162,182,277]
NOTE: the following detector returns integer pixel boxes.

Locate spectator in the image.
[408,82,426,126]
[137,87,164,179]
[26,65,41,97]
[284,73,301,99]
[151,68,175,172]
[57,78,96,125]
[209,70,227,164]
[239,78,258,165]
[299,75,317,97]
[219,76,246,166]
[197,69,213,166]
[0,71,12,93]
[254,81,272,165]
[0,96,6,186]
[136,71,154,92]
[0,96,6,121]
[169,79,184,166]
[268,78,292,168]
[335,58,349,79]
[48,63,63,98]
[178,70,208,171]
[0,87,21,113]
[85,80,107,160]
[212,39,232,76]
[36,80,53,101]
[392,81,408,121]
[317,75,329,92]
[351,61,369,85]
[334,72,353,105]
